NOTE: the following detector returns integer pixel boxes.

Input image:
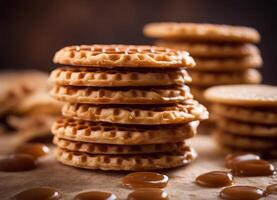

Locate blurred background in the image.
[0,0,276,84]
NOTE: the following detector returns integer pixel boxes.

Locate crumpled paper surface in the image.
[0,135,276,200]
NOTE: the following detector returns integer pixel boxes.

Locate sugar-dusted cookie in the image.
[205,85,277,107]
[61,100,208,125]
[50,85,192,105]
[49,67,191,87]
[189,69,261,86]
[144,23,260,43]
[155,41,259,58]
[212,104,277,124]
[51,118,198,145]
[53,45,195,68]
[55,146,197,171]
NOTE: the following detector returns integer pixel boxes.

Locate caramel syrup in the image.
[127,188,169,200]
[230,159,275,176]
[195,171,233,188]
[220,186,265,200]
[0,154,37,172]
[266,183,277,195]
[12,187,61,200]
[74,191,117,200]
[122,172,169,189]
[15,143,50,158]
[225,153,260,168]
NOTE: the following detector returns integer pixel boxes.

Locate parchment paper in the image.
[0,135,276,200]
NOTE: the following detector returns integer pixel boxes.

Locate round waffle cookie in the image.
[214,131,277,150]
[193,54,262,71]
[144,23,260,43]
[51,118,198,145]
[49,67,191,87]
[55,146,197,171]
[50,85,193,105]
[53,45,195,68]
[212,104,277,125]
[53,136,185,155]
[155,41,259,58]
[205,85,277,107]
[189,69,261,86]
[216,117,277,137]
[61,100,208,125]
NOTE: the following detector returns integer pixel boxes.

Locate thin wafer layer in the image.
[53,45,195,68]
[217,117,277,137]
[214,130,277,150]
[53,137,185,154]
[51,118,198,145]
[212,104,277,124]
[155,41,259,58]
[61,101,208,124]
[144,23,260,43]
[55,146,197,171]
[189,69,261,86]
[194,54,262,71]
[50,85,193,104]
[49,67,191,87]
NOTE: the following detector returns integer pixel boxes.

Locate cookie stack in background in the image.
[49,44,208,171]
[205,85,277,157]
[143,23,263,121]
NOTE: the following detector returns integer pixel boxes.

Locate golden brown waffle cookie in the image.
[61,101,208,124]
[216,117,277,137]
[214,131,277,150]
[53,45,195,68]
[53,136,185,155]
[212,104,277,124]
[49,67,191,87]
[205,84,277,107]
[194,54,262,71]
[144,23,260,43]
[50,85,193,105]
[52,118,198,145]
[189,69,261,86]
[155,41,259,58]
[55,146,197,171]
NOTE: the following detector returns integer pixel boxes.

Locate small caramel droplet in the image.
[74,191,117,200]
[127,188,169,200]
[122,172,169,189]
[13,187,61,200]
[15,143,50,158]
[230,159,275,176]
[220,186,265,200]
[225,153,260,168]
[0,154,37,172]
[195,171,233,188]
[266,184,277,195]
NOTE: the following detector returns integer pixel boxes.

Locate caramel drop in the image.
[230,159,275,176]
[127,188,169,200]
[195,171,233,188]
[15,143,50,158]
[122,172,169,189]
[13,187,61,200]
[220,186,265,200]
[74,191,117,200]
[266,183,277,195]
[0,154,38,172]
[225,153,260,168]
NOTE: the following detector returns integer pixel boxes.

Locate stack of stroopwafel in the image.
[143,23,263,111]
[49,44,208,171]
[205,85,277,157]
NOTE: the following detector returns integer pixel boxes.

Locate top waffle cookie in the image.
[53,44,195,68]
[144,23,260,43]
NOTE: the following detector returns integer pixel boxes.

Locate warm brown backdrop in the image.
[0,0,276,84]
